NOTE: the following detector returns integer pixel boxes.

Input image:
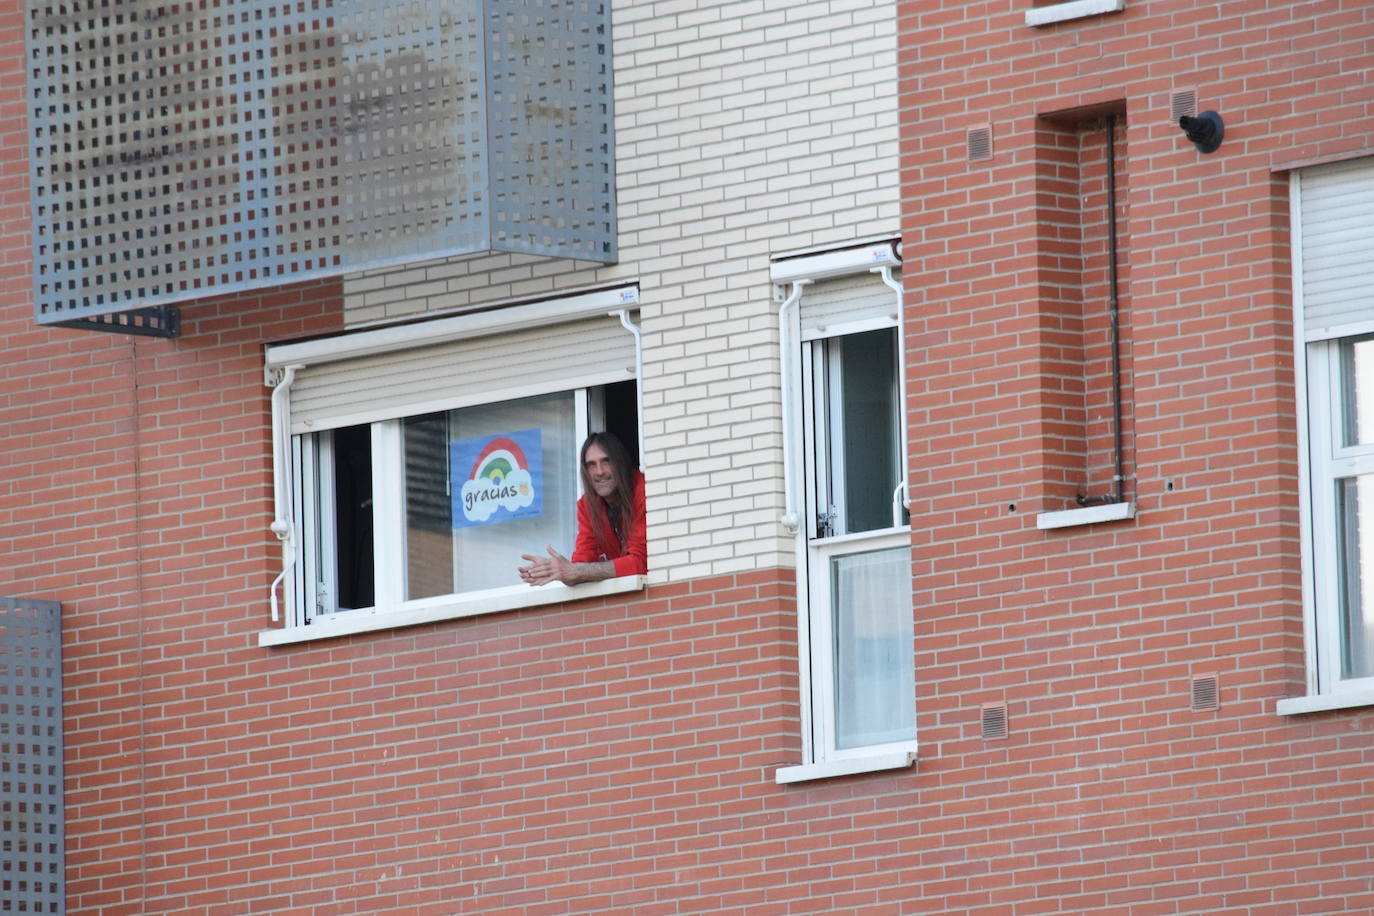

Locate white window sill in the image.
[1037,500,1134,530]
[1025,0,1126,27]
[774,750,916,785]
[258,575,647,647]
[1276,689,1374,716]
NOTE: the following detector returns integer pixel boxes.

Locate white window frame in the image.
[1280,160,1374,714]
[1285,336,1374,712]
[261,286,646,647]
[803,529,915,761]
[770,241,919,783]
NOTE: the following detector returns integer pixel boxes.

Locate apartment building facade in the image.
[1,0,1372,914]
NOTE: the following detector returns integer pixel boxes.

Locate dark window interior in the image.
[839,328,899,533]
[332,424,375,610]
[602,379,640,468]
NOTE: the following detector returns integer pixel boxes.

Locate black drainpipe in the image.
[1078,114,1125,507]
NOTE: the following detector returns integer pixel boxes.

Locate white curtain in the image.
[1339,476,1374,679]
[831,546,915,749]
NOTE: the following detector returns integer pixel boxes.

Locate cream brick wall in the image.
[343,0,900,582]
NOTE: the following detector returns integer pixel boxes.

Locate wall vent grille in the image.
[967,126,993,161]
[980,702,1008,739]
[1190,674,1219,711]
[1171,89,1198,123]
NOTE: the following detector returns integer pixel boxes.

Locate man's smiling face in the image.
[584,442,616,499]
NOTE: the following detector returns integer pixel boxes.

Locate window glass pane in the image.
[405,391,578,597]
[404,413,453,600]
[831,545,915,749]
[834,328,900,535]
[1337,476,1374,679]
[1340,335,1374,447]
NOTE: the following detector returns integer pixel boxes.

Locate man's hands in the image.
[519,545,574,586]
[519,546,615,587]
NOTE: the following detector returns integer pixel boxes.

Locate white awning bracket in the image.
[268,364,303,622]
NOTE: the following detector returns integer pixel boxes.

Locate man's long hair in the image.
[580,431,637,552]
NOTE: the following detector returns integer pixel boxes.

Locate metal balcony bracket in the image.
[52,305,181,339]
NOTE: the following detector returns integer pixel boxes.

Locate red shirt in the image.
[571,470,647,576]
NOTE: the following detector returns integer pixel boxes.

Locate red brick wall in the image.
[1,280,344,913]
[70,572,803,915]
[1032,112,1135,504]
[897,1,1374,914]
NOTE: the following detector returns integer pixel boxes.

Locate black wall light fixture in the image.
[1179,110,1224,154]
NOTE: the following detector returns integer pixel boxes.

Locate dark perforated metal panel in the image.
[0,597,64,915]
[25,0,615,326]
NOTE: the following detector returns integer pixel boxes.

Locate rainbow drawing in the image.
[467,437,530,485]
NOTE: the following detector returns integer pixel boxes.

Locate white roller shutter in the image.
[1297,156,1374,341]
[800,270,900,340]
[266,286,639,434]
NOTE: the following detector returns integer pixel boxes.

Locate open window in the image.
[806,328,905,538]
[771,242,918,782]
[804,325,914,754]
[263,287,644,645]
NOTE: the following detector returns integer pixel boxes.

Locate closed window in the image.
[1303,334,1374,692]
[1287,156,1374,711]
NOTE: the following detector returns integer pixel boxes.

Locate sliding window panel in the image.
[404,391,580,596]
[830,545,917,750]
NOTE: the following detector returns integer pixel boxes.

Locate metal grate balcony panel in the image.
[25,0,616,329]
[0,596,64,915]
